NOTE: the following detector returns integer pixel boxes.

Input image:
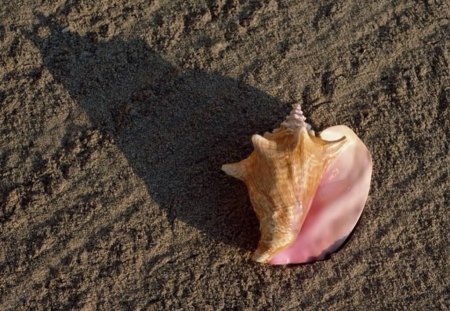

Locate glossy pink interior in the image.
[269,126,373,265]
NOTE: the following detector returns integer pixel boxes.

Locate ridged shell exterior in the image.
[222,106,347,263]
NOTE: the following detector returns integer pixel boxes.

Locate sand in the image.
[0,0,448,310]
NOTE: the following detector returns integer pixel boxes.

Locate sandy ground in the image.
[0,0,449,310]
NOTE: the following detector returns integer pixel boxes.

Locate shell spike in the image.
[251,134,277,152]
[221,161,247,181]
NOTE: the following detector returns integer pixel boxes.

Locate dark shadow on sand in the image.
[27,14,288,251]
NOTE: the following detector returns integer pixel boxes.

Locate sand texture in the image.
[0,0,449,310]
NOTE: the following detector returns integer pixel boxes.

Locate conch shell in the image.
[222,104,372,264]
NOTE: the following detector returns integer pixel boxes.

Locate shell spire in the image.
[281,104,311,130]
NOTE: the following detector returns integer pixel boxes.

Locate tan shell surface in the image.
[222,126,347,263]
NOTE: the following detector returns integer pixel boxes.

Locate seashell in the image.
[222,104,372,265]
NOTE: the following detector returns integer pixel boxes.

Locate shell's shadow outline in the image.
[27,14,289,251]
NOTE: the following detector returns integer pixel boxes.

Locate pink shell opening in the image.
[269,125,373,265]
